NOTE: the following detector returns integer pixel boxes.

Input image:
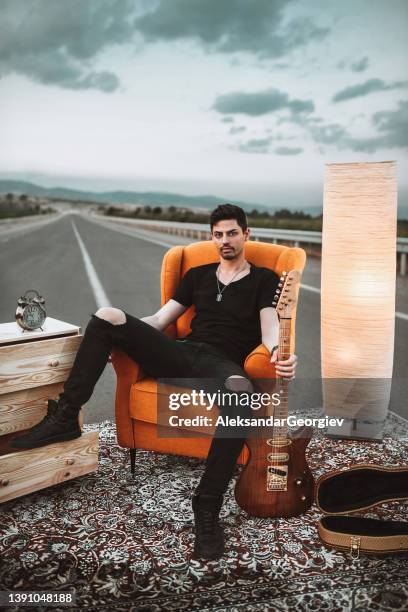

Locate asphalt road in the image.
[1,211,406,424]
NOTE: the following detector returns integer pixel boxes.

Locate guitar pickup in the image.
[266,438,292,447]
[267,453,289,463]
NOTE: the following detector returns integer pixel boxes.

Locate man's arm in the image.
[141,299,187,332]
[260,306,297,379]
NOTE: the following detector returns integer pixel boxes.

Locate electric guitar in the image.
[235,270,315,517]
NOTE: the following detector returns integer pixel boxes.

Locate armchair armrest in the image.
[164,323,177,339]
[244,343,277,381]
[111,348,145,447]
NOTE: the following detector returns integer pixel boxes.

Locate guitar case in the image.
[315,465,408,557]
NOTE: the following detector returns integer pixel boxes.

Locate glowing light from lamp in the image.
[321,161,397,428]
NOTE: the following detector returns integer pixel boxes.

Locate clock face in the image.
[23,304,46,329]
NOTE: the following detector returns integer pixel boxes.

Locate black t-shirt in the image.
[172,262,279,365]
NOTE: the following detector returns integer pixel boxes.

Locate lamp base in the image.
[325,416,385,442]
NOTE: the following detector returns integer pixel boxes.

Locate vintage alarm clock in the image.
[15,290,46,331]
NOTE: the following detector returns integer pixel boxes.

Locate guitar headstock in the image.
[272,269,301,318]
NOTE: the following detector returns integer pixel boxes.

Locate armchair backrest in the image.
[161,240,306,353]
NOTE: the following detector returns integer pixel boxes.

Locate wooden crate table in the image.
[0,317,99,503]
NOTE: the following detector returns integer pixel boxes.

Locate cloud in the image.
[135,0,329,59]
[309,123,348,144]
[373,100,408,134]
[221,117,234,123]
[237,137,272,154]
[236,138,303,155]
[79,71,120,92]
[229,126,246,135]
[213,88,314,116]
[274,146,303,155]
[288,99,314,113]
[350,100,408,151]
[229,95,407,156]
[351,57,369,72]
[223,87,408,156]
[272,62,291,70]
[1,1,329,91]
[0,0,136,90]
[307,101,408,152]
[333,78,408,102]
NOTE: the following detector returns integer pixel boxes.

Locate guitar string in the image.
[269,276,292,480]
[270,319,290,480]
[270,294,284,478]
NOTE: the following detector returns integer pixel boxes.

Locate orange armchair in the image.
[112,240,306,472]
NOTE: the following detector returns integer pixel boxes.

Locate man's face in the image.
[211,219,250,261]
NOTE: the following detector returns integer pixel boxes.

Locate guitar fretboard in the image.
[272,318,291,440]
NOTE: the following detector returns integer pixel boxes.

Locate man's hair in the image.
[210,204,248,232]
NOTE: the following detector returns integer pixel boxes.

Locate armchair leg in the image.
[129,448,136,475]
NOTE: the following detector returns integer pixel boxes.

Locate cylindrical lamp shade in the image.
[321,161,397,427]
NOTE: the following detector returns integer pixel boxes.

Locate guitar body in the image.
[235,430,315,518]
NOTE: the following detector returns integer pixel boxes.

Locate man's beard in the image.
[221,252,235,260]
[220,246,242,260]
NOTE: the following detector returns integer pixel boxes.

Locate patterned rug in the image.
[1,419,407,612]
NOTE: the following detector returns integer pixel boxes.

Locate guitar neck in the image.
[273,318,291,438]
[278,317,291,362]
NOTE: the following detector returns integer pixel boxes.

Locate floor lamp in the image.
[321,161,397,439]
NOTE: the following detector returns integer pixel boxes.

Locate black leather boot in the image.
[10,396,81,449]
[192,492,225,560]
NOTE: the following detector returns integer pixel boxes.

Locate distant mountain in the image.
[0,180,273,214]
[1,179,407,219]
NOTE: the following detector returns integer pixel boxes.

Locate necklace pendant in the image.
[216,293,223,302]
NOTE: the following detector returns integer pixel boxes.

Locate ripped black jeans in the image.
[62,311,252,496]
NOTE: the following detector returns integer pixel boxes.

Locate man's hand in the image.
[270,348,297,380]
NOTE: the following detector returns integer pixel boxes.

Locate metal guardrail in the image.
[0,213,58,227]
[94,214,408,276]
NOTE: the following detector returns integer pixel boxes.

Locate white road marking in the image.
[299,283,321,294]
[71,220,111,308]
[85,214,408,321]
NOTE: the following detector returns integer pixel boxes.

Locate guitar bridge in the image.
[267,465,288,491]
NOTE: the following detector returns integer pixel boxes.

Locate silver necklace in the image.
[216,262,249,302]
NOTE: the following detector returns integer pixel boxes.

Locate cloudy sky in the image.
[1,0,407,206]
